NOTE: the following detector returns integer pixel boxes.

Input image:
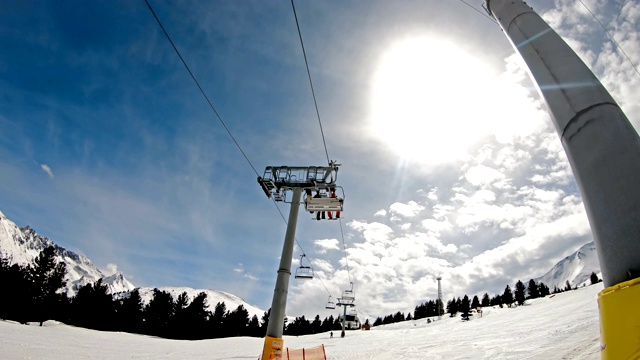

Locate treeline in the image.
[373,274,601,327]
[283,314,346,336]
[0,246,343,339]
[2,246,603,337]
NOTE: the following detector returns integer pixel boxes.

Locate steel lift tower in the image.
[486,1,640,357]
[436,276,443,320]
[257,163,343,359]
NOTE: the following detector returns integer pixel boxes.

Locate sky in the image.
[0,283,603,359]
[0,0,638,320]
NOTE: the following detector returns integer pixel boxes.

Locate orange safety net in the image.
[286,344,326,360]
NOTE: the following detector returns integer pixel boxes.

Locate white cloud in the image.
[389,200,424,218]
[314,238,340,254]
[420,218,452,236]
[102,263,119,276]
[243,273,258,281]
[40,164,54,178]
[374,209,387,217]
[309,258,334,275]
[427,188,438,201]
[464,165,504,187]
[348,221,393,244]
[432,204,453,220]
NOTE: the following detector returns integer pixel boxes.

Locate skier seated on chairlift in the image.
[327,187,340,220]
[314,191,326,220]
[305,189,313,213]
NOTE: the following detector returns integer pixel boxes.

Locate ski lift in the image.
[325,296,336,310]
[341,282,355,301]
[339,309,361,330]
[294,254,314,280]
[304,186,344,213]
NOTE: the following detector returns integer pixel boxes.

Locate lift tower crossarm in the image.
[257,165,339,200]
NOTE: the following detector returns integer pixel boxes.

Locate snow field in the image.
[0,283,602,359]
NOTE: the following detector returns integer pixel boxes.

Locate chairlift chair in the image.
[294,254,314,280]
[341,282,355,301]
[325,296,336,310]
[304,186,345,213]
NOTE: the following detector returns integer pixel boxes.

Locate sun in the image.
[369,36,494,165]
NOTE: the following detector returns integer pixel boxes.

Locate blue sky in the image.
[1,0,638,320]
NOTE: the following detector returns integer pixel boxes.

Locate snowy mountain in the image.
[135,287,265,318]
[0,210,264,316]
[534,241,601,290]
[0,210,135,296]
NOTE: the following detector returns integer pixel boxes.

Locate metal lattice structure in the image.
[437,276,443,319]
[257,162,339,200]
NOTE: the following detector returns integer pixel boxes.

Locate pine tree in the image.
[471,295,480,309]
[226,305,250,336]
[0,257,10,320]
[117,288,144,334]
[564,280,572,291]
[183,292,209,339]
[248,315,261,337]
[172,291,191,338]
[413,304,422,320]
[27,246,67,325]
[527,279,540,299]
[590,272,600,285]
[144,288,175,337]
[460,295,471,320]
[446,298,458,317]
[321,316,333,332]
[333,316,341,330]
[538,282,550,297]
[490,294,502,307]
[502,285,514,307]
[393,311,404,322]
[0,258,31,322]
[311,315,322,333]
[514,280,526,305]
[209,301,227,338]
[481,293,490,307]
[286,315,310,336]
[71,279,115,331]
[260,308,270,335]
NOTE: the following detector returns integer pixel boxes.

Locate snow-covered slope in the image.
[0,283,604,359]
[0,210,135,296]
[136,287,264,318]
[535,241,601,290]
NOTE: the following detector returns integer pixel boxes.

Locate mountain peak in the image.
[535,241,600,289]
[0,210,135,296]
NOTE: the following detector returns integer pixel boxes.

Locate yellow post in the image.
[598,278,640,359]
[261,335,284,359]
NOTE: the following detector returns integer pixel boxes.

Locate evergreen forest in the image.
[0,246,601,339]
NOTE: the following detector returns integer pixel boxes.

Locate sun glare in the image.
[370,36,495,165]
